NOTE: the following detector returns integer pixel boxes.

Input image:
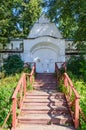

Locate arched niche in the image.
[30,42,60,73]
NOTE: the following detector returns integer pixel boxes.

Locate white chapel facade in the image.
[0,15,66,73]
[22,15,65,73]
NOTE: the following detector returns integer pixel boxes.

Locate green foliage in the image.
[26,75,34,91]
[0,71,5,79]
[67,56,86,82]
[0,54,32,128]
[43,0,86,49]
[79,118,86,130]
[74,80,86,113]
[73,79,86,130]
[23,67,31,73]
[0,0,42,44]
[59,74,86,129]
[58,55,86,129]
[59,80,66,93]
[0,74,20,127]
[60,67,65,75]
[3,54,24,75]
[66,56,86,129]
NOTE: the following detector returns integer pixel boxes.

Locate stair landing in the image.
[15,73,74,130]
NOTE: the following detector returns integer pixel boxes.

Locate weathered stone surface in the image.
[15,73,74,130]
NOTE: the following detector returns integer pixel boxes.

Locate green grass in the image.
[0,73,21,127]
[74,80,86,130]
[0,71,32,128]
[59,71,86,130]
[67,73,86,130]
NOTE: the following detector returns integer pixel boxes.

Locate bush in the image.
[67,55,86,81]
[23,67,31,73]
[0,71,5,79]
[67,55,86,129]
[3,54,24,75]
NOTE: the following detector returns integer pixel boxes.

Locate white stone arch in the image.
[30,42,60,56]
[30,42,60,73]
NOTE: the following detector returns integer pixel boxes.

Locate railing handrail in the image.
[64,73,80,99]
[26,65,36,84]
[1,108,12,129]
[55,63,80,129]
[12,73,25,99]
[12,63,36,130]
[55,62,66,72]
[30,66,35,75]
[12,73,26,129]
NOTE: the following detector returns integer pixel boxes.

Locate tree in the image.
[3,54,24,75]
[0,0,42,46]
[43,0,86,50]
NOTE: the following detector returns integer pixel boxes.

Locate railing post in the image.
[64,62,67,72]
[12,98,17,130]
[30,74,32,84]
[75,98,80,129]
[23,74,26,97]
[64,74,67,86]
[34,63,36,73]
[55,63,56,72]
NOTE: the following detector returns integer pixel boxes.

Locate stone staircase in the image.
[16,73,74,130]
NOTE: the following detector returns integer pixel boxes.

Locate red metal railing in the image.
[55,63,80,129]
[12,73,26,129]
[12,63,36,130]
[29,65,36,84]
[1,108,12,130]
[63,73,80,129]
[55,62,66,82]
[26,63,36,85]
[55,62,66,72]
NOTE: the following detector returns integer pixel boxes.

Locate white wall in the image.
[21,37,65,72]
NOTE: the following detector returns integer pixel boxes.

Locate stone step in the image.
[35,77,55,79]
[35,75,56,78]
[34,81,56,83]
[18,113,73,125]
[33,83,57,86]
[25,94,65,99]
[23,97,67,103]
[36,74,56,79]
[23,101,67,106]
[35,77,56,82]
[34,81,57,84]
[33,86,56,89]
[15,124,75,130]
[26,90,62,95]
[15,73,74,130]
[20,109,69,115]
[34,87,56,91]
[22,104,68,111]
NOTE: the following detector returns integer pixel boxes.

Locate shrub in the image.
[67,55,86,81]
[0,71,5,79]
[3,54,24,75]
[62,56,86,129]
[23,67,31,73]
